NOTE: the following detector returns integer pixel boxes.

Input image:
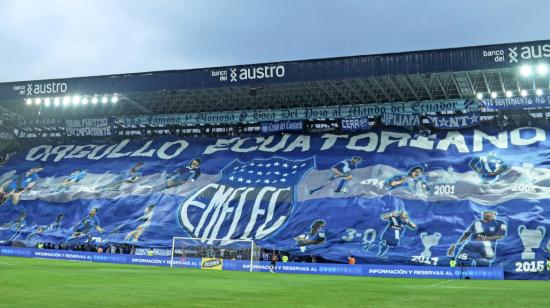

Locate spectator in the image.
[270,252,278,273]
[347,255,356,265]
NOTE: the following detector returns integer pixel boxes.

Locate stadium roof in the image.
[0,39,549,129]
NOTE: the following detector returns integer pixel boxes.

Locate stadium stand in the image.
[1,39,550,280]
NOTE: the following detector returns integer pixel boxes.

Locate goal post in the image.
[170,237,260,272]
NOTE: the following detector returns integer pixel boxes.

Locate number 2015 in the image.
[515,261,546,272]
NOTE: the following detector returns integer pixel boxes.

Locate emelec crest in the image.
[178,157,314,244]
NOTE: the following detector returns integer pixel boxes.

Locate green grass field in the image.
[0,256,548,307]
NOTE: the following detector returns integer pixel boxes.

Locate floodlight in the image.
[520,65,533,77]
[91,96,98,104]
[101,96,108,104]
[536,63,548,75]
[476,93,483,100]
[491,92,498,99]
[520,90,528,97]
[72,95,81,105]
[505,91,513,98]
[535,89,543,96]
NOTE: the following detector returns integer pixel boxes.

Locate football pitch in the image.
[0,256,547,307]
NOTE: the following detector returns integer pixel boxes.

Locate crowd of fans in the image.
[19,241,335,263]
[32,242,136,254]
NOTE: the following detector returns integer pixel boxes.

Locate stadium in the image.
[1,39,550,306]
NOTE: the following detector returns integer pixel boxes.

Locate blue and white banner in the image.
[260,120,303,134]
[65,118,113,137]
[381,113,421,127]
[14,117,113,137]
[481,95,550,111]
[340,117,370,132]
[118,99,476,126]
[2,127,550,279]
[428,113,480,129]
[0,247,504,280]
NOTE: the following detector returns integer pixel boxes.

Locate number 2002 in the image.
[511,183,537,193]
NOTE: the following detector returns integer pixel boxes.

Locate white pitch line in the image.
[440,286,504,290]
[424,279,454,288]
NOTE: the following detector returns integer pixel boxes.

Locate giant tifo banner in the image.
[1,127,550,280]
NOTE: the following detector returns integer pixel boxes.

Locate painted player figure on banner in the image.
[0,211,27,243]
[96,162,144,191]
[469,153,508,183]
[310,156,362,194]
[124,204,155,242]
[370,210,416,257]
[0,167,43,205]
[447,210,507,267]
[67,208,104,241]
[386,166,429,195]
[164,159,201,190]
[51,169,87,193]
[295,220,326,252]
[26,214,64,241]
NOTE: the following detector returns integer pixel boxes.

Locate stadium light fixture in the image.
[72,95,81,105]
[535,89,544,96]
[491,92,498,99]
[23,93,141,108]
[520,90,528,97]
[476,93,483,100]
[536,63,548,75]
[520,65,533,77]
[505,91,513,98]
[63,96,71,106]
